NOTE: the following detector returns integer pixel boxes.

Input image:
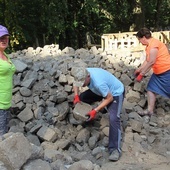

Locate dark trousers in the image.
[0,109,10,136]
[80,89,124,153]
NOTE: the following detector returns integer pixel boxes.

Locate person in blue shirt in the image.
[71,67,125,161]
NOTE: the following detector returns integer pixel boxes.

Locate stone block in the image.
[130,119,143,133]
[73,102,92,121]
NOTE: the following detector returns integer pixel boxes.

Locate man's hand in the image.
[134,70,140,77]
[73,95,80,105]
[136,73,143,82]
[86,109,97,121]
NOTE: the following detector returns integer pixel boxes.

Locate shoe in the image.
[109,149,120,161]
[138,110,153,117]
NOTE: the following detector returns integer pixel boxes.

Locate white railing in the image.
[101,31,170,51]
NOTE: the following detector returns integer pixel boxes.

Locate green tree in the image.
[0,0,169,51]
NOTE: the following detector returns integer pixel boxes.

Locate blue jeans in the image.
[0,109,11,136]
[80,89,124,153]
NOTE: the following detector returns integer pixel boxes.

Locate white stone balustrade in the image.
[101,31,170,51]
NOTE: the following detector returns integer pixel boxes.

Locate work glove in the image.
[136,73,143,82]
[73,95,81,105]
[134,70,140,77]
[86,109,97,121]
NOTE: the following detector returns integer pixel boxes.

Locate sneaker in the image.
[109,149,120,161]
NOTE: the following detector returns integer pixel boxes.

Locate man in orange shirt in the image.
[134,27,170,116]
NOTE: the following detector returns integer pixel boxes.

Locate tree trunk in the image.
[132,0,145,31]
[154,0,163,31]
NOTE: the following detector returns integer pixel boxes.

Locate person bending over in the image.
[71,67,125,161]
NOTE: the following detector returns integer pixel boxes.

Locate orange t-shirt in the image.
[145,38,170,74]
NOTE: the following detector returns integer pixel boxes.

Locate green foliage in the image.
[0,0,169,50]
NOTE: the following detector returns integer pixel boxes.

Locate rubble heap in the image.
[0,45,169,170]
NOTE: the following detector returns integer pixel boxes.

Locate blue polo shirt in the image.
[87,68,124,97]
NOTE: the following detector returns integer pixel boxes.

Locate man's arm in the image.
[73,86,81,104]
[73,86,79,95]
[94,92,113,112]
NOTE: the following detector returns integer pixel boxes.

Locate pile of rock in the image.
[0,45,169,170]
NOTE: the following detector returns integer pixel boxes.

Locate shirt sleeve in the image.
[97,83,109,98]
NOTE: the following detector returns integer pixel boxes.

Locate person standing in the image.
[0,25,16,135]
[134,27,170,116]
[71,67,125,161]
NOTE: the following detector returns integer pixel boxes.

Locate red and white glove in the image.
[136,73,143,82]
[73,95,81,105]
[86,109,97,121]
